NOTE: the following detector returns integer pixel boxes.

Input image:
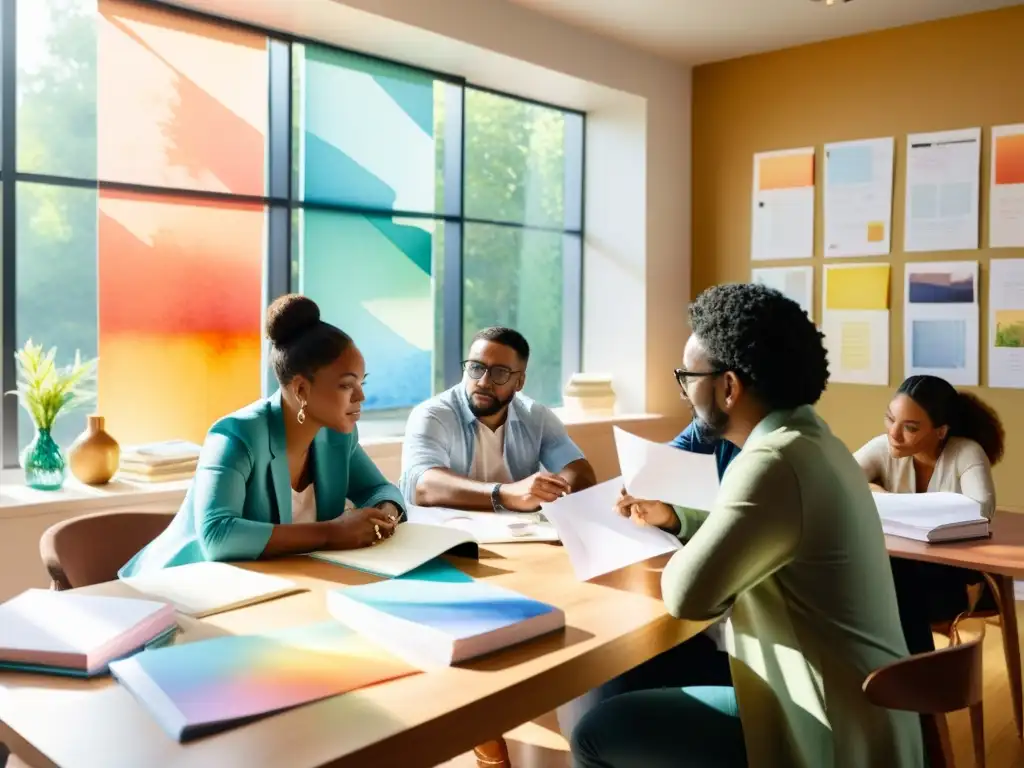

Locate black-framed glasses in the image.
[673,368,725,395]
[463,360,521,386]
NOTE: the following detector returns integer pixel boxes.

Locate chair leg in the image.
[922,714,954,768]
[969,702,986,768]
[985,573,1023,739]
[473,738,511,768]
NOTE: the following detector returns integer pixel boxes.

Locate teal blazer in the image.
[119,391,405,577]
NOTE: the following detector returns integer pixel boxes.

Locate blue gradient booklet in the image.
[326,559,564,666]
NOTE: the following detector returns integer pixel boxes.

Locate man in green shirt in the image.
[573,283,923,768]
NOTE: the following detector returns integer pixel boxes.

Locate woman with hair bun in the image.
[120,294,404,577]
[855,374,1006,653]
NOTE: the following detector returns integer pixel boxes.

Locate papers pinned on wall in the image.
[988,258,1024,388]
[904,128,981,253]
[903,261,979,386]
[821,263,891,385]
[990,124,1024,248]
[751,266,814,317]
[824,137,894,258]
[751,147,815,261]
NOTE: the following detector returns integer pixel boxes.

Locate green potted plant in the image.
[7,340,97,490]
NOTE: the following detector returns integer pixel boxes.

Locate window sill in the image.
[0,470,191,521]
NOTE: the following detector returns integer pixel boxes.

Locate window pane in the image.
[462,224,565,405]
[464,89,566,228]
[294,44,446,213]
[17,183,266,450]
[296,209,439,411]
[18,0,269,195]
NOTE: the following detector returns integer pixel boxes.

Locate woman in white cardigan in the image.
[854,374,1005,653]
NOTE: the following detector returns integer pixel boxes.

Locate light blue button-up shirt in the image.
[399,385,585,504]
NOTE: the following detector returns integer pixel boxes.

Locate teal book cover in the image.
[328,559,559,641]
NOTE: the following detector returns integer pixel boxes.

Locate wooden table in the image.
[0,545,708,768]
[886,509,1024,738]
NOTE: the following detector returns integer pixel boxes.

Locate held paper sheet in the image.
[904,128,981,253]
[751,266,814,316]
[824,137,894,258]
[989,258,1024,388]
[751,147,814,261]
[822,264,890,385]
[540,479,681,582]
[613,427,719,512]
[991,125,1024,248]
[404,505,559,544]
[903,261,979,385]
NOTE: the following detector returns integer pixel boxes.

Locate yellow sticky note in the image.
[866,221,885,243]
[826,265,890,311]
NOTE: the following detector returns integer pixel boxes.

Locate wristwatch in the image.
[491,483,508,513]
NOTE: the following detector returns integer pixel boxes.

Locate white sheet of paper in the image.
[540,478,681,582]
[824,137,894,258]
[751,147,815,261]
[873,492,983,526]
[751,266,814,316]
[988,257,1024,388]
[404,505,559,544]
[613,427,719,512]
[902,261,979,385]
[904,128,981,252]
[310,523,477,578]
[990,124,1024,248]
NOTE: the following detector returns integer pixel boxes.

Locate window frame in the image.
[0,0,585,467]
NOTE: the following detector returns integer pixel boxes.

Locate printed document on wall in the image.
[751,266,814,316]
[988,258,1024,388]
[904,128,980,252]
[751,147,815,261]
[903,261,978,386]
[824,137,894,258]
[822,264,890,385]
[990,125,1024,248]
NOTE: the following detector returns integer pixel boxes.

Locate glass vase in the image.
[21,427,67,491]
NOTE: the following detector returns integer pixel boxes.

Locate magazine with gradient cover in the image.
[109,621,418,742]
[326,560,564,667]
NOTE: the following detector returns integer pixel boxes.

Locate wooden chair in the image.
[864,615,987,768]
[39,510,174,590]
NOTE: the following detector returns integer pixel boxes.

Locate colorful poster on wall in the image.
[989,258,1024,388]
[990,124,1024,248]
[751,147,815,261]
[903,261,978,386]
[823,137,894,258]
[904,127,980,253]
[751,266,814,317]
[822,264,890,385]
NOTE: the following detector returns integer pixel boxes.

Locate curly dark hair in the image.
[688,283,830,410]
[897,375,1005,465]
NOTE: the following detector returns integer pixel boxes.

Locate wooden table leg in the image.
[473,738,511,767]
[989,573,1023,739]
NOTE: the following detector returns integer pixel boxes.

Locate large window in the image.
[2,0,584,463]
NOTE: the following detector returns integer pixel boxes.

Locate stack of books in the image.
[117,440,202,483]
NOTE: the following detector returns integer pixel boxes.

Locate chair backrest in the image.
[39,510,174,590]
[863,619,985,714]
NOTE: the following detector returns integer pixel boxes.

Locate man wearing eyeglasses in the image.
[399,326,597,511]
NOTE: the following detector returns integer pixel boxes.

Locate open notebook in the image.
[120,562,305,618]
[110,622,418,742]
[311,522,479,578]
[327,560,564,667]
[0,590,177,677]
[874,491,989,543]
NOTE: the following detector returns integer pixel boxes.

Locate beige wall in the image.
[173,0,693,416]
[691,6,1024,505]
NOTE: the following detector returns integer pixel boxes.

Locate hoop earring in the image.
[297,400,307,425]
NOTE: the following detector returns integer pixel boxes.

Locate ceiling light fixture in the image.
[811,0,853,5]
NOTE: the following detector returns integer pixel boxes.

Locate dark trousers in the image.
[556,631,732,738]
[890,556,994,655]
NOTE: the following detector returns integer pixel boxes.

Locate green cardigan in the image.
[119,391,405,577]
